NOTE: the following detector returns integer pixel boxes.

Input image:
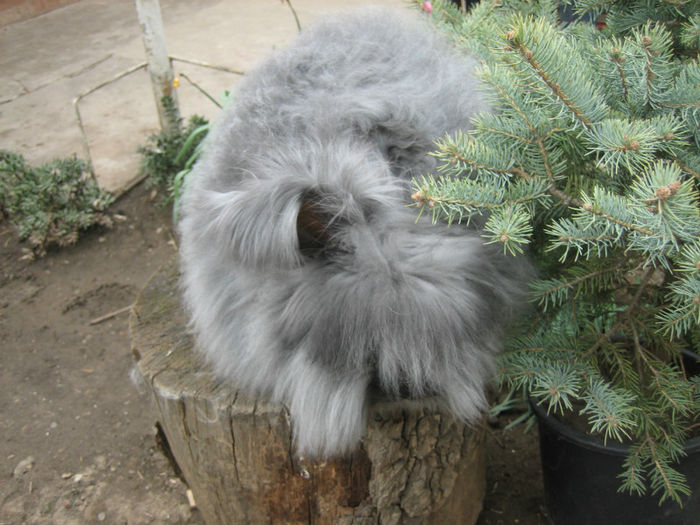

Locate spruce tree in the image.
[412,0,700,505]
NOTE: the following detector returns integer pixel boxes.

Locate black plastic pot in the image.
[532,351,700,525]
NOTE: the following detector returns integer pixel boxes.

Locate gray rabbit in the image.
[178,7,528,457]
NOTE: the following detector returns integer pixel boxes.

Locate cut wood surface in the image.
[130,257,486,525]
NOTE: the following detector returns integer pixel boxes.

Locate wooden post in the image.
[130,258,487,525]
[135,0,179,132]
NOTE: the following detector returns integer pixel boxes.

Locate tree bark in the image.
[130,257,486,525]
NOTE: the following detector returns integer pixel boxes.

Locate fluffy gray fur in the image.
[178,7,528,457]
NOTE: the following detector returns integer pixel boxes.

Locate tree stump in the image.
[130,257,487,525]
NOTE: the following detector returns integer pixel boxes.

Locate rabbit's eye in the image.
[297,199,332,257]
[296,192,350,260]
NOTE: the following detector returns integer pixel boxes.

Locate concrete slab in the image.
[1,0,406,193]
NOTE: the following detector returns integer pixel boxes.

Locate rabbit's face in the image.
[211,139,514,407]
[185,134,518,401]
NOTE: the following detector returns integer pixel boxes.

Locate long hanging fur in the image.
[178,7,529,457]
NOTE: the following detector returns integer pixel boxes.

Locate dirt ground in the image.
[0,181,548,524]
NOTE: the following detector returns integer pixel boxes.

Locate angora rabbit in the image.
[178,7,528,457]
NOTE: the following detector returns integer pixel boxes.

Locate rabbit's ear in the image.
[296,191,345,259]
[195,178,310,270]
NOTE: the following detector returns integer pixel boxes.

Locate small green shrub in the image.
[0,151,114,257]
[137,96,208,201]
